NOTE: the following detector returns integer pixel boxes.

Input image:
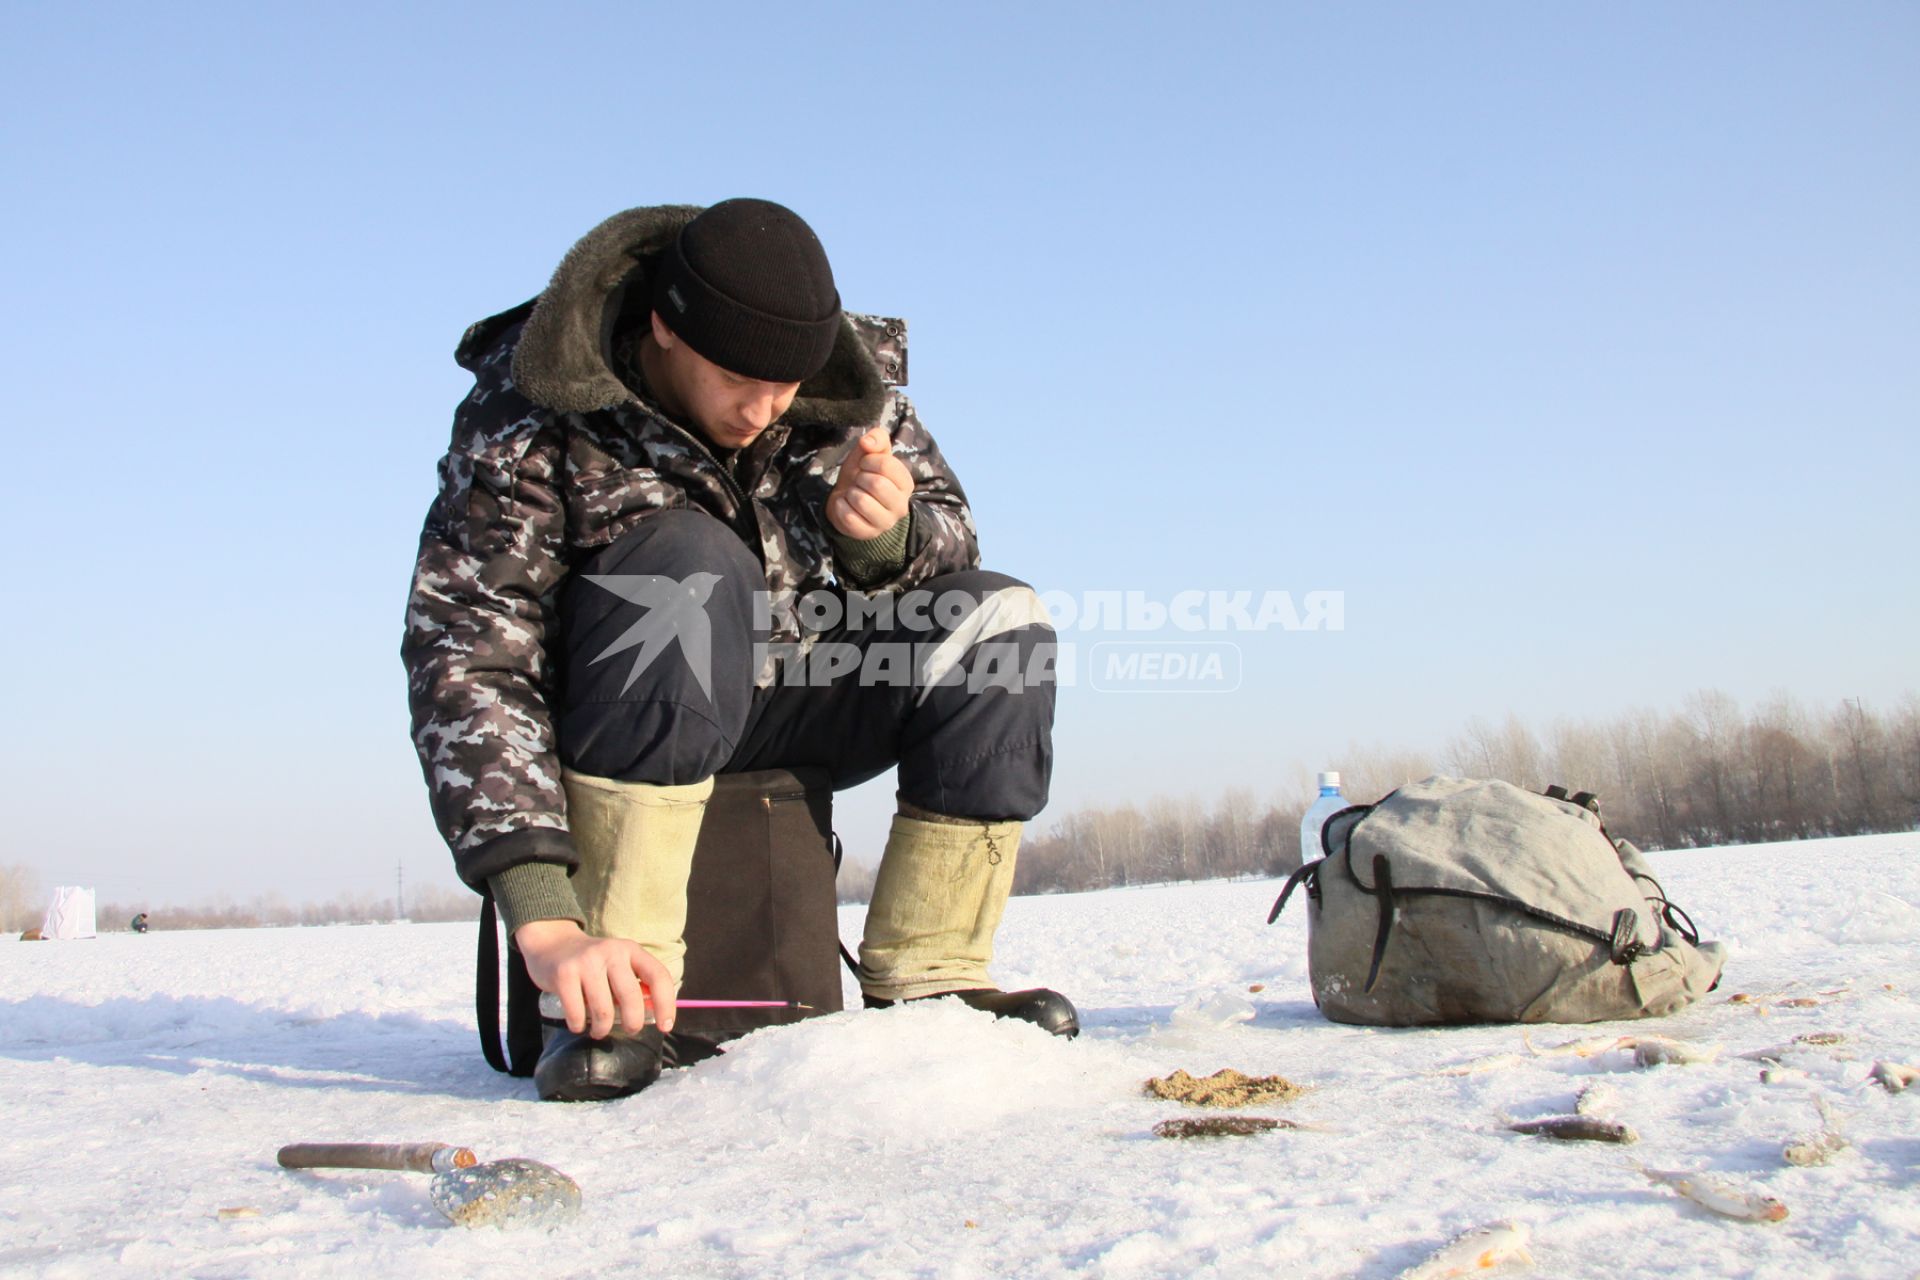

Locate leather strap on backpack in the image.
[1362,854,1398,994]
[1266,857,1324,924]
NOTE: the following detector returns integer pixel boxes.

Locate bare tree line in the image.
[836,860,878,905]
[9,689,1912,927]
[1013,690,1920,896]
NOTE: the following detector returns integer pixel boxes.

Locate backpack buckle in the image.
[1608,908,1644,964]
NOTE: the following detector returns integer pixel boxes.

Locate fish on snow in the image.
[1396,1221,1533,1278]
[1630,1161,1789,1223]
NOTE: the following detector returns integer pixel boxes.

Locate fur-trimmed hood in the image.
[504,204,893,431]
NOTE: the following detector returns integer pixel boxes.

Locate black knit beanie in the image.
[650,198,842,383]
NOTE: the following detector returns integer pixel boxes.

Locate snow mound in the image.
[656,1001,1130,1144]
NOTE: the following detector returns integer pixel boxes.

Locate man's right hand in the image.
[514,919,677,1038]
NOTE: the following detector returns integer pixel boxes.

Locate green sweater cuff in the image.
[488,861,586,939]
[830,512,911,587]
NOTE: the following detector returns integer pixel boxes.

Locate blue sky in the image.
[3,3,1914,904]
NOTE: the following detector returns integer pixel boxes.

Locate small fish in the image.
[1777,997,1821,1009]
[1525,1032,1629,1058]
[1627,1036,1721,1067]
[1781,1097,1848,1167]
[1727,989,1787,1006]
[1742,1031,1850,1063]
[1397,1221,1533,1278]
[1508,1114,1638,1144]
[1869,1061,1918,1093]
[1760,1065,1812,1086]
[1631,1162,1789,1223]
[1575,1082,1624,1118]
[1152,1116,1294,1140]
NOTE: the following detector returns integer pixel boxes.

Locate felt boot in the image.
[531,771,713,1102]
[858,809,1078,1038]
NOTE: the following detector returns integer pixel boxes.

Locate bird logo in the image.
[581,573,723,703]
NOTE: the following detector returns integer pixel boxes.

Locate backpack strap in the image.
[1266,858,1323,924]
[1266,803,1365,924]
[1629,870,1702,946]
[476,893,509,1074]
[1660,899,1700,946]
[1362,854,1398,994]
[476,891,542,1078]
[1543,783,1601,814]
[831,830,862,981]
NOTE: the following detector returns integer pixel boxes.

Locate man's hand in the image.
[827,426,914,539]
[514,919,677,1038]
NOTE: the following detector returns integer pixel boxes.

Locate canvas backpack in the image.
[1267,775,1726,1026]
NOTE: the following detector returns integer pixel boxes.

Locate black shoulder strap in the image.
[477,893,509,1074]
[831,831,862,981]
[476,892,542,1078]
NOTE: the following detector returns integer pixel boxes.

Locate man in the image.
[403,199,1072,1101]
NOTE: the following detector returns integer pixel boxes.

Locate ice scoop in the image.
[276,1141,581,1229]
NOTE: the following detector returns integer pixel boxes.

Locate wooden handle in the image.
[277,1142,477,1174]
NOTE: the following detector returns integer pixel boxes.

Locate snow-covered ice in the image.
[3,834,1917,1278]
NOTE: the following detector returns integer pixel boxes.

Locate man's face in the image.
[648,312,803,451]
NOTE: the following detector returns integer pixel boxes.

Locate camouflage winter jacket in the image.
[402,205,980,889]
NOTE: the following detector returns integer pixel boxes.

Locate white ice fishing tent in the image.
[41,886,97,939]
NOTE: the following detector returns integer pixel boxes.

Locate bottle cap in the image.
[1317,771,1341,789]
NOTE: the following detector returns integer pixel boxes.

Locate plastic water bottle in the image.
[1299,771,1349,865]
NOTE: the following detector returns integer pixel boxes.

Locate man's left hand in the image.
[827,426,914,539]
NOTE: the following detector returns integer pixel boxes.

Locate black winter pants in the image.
[554,510,1055,822]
